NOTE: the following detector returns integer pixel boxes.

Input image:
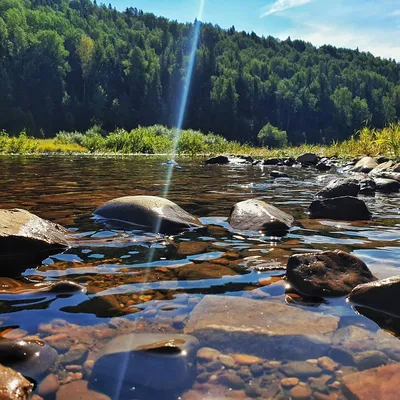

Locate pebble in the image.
[281,362,322,378]
[281,377,300,388]
[269,361,281,368]
[232,354,262,365]
[197,347,221,362]
[65,365,82,372]
[219,355,236,368]
[249,363,263,377]
[245,383,263,397]
[317,357,338,372]
[37,374,60,397]
[206,360,223,372]
[60,344,88,365]
[219,373,245,389]
[290,384,312,400]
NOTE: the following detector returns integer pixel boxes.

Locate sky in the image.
[109,0,400,62]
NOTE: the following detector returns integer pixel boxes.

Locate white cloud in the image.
[389,9,400,16]
[260,0,314,18]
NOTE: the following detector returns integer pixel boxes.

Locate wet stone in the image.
[353,350,389,371]
[316,177,360,199]
[56,380,110,400]
[205,156,229,165]
[0,364,33,400]
[177,241,209,256]
[249,363,263,377]
[281,377,300,388]
[281,362,322,378]
[218,372,245,389]
[317,357,338,372]
[37,373,60,397]
[374,178,400,193]
[219,354,236,368]
[290,384,312,400]
[352,156,378,173]
[59,344,88,365]
[232,354,262,365]
[245,382,263,397]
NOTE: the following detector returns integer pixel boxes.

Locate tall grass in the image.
[1,122,400,159]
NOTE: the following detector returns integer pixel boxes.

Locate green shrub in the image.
[257,123,288,148]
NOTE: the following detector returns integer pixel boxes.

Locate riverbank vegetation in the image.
[1,123,400,160]
[1,0,400,145]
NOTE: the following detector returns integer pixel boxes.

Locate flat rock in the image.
[0,209,69,270]
[297,153,319,165]
[280,361,322,378]
[56,380,110,400]
[90,333,199,395]
[349,276,400,318]
[177,262,238,280]
[228,199,294,235]
[316,178,360,198]
[342,363,400,400]
[184,295,339,360]
[353,175,376,195]
[286,250,377,297]
[0,339,58,379]
[0,364,33,399]
[309,196,372,220]
[354,350,389,371]
[177,242,209,256]
[263,158,281,165]
[352,157,378,173]
[270,171,290,179]
[205,156,229,165]
[374,178,400,193]
[94,196,202,234]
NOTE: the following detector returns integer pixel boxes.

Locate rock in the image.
[228,199,294,235]
[56,381,110,400]
[184,295,339,360]
[218,373,245,389]
[177,262,238,280]
[370,160,394,173]
[263,158,281,166]
[317,357,338,372]
[59,344,88,365]
[231,354,262,365]
[286,250,377,297]
[352,157,378,173]
[354,175,376,195]
[297,153,319,166]
[342,363,400,400]
[374,178,400,193]
[376,156,391,164]
[309,196,372,220]
[316,161,332,171]
[90,333,199,395]
[37,374,60,397]
[290,384,312,400]
[281,377,299,388]
[197,347,221,362]
[0,339,57,379]
[0,364,33,399]
[349,276,400,318]
[205,156,229,165]
[354,351,389,371]
[316,178,360,198]
[270,171,290,179]
[280,362,322,378]
[177,242,209,256]
[94,196,202,234]
[0,209,69,270]
[0,280,85,296]
[283,157,296,166]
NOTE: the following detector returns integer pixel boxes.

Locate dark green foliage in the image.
[1,0,400,144]
[257,123,288,148]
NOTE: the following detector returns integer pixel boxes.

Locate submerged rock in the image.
[94,196,202,234]
[184,295,339,360]
[56,380,110,400]
[286,250,377,297]
[0,339,58,379]
[0,209,69,271]
[349,276,400,318]
[0,279,85,296]
[374,178,400,193]
[309,196,372,220]
[343,363,400,400]
[0,364,33,400]
[228,199,294,235]
[90,333,199,396]
[352,156,378,173]
[316,177,360,198]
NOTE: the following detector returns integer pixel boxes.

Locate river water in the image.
[0,155,400,399]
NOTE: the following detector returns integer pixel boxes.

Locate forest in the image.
[1,0,400,144]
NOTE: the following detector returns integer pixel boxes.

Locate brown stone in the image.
[177,263,238,280]
[231,354,262,365]
[281,377,299,388]
[290,384,312,400]
[0,364,33,399]
[317,356,338,372]
[343,363,400,400]
[184,295,339,360]
[56,380,110,400]
[177,242,209,256]
[286,250,377,297]
[37,374,59,397]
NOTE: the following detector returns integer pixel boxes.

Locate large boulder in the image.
[90,333,199,397]
[352,156,378,173]
[0,209,69,270]
[228,199,294,235]
[286,250,377,297]
[184,295,339,360]
[296,153,319,166]
[374,178,400,193]
[205,155,229,165]
[349,276,400,318]
[309,196,372,220]
[343,363,400,400]
[316,177,360,198]
[0,339,57,379]
[94,196,202,234]
[0,364,33,400]
[354,175,377,195]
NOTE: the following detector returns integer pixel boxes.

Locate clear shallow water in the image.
[0,155,400,399]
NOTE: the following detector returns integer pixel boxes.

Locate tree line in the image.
[1,0,400,144]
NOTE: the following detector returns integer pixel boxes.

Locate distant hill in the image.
[1,0,399,143]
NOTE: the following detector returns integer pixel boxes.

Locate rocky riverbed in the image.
[0,154,399,399]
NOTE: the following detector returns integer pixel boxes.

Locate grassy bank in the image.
[1,123,400,160]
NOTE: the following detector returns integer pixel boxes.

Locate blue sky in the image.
[110,0,400,61]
